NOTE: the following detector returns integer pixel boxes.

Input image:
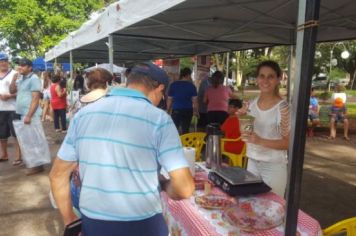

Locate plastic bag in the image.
[13,119,51,168]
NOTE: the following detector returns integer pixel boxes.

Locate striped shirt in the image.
[58,87,188,221]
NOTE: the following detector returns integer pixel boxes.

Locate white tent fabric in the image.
[45,0,356,63]
[84,63,127,74]
[45,0,184,62]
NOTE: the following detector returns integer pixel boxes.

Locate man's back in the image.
[59,88,188,221]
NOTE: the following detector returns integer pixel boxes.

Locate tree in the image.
[335,41,356,89]
[314,41,356,89]
[0,0,114,58]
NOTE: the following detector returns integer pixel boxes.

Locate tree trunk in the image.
[213,53,226,73]
[350,70,356,89]
[235,51,242,86]
[266,47,273,57]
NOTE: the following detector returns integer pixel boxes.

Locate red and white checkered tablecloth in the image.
[161,171,322,236]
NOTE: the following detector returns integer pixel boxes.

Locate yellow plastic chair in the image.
[323,217,356,236]
[180,132,206,161]
[221,137,247,168]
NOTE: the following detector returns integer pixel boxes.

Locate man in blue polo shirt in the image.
[50,62,195,236]
[9,58,44,175]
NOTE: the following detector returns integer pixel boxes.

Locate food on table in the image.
[194,177,208,190]
[195,194,234,210]
[222,197,285,232]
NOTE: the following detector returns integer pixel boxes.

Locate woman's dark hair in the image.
[125,68,132,77]
[179,68,192,80]
[86,68,112,90]
[51,75,61,83]
[228,99,243,109]
[256,60,282,78]
[59,78,67,89]
[211,71,224,88]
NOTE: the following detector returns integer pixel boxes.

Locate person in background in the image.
[328,85,349,140]
[329,97,350,140]
[307,88,320,137]
[73,70,85,94]
[167,68,198,134]
[221,99,245,155]
[50,75,67,133]
[197,75,210,131]
[0,52,22,165]
[69,68,113,211]
[49,62,194,236]
[204,71,235,125]
[9,58,44,175]
[331,84,347,104]
[240,60,290,197]
[41,71,53,122]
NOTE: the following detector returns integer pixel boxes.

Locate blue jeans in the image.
[82,213,168,236]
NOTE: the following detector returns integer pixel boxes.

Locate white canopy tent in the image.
[84,63,127,74]
[45,0,356,64]
[45,1,356,235]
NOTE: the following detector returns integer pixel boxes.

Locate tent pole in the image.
[226,52,230,85]
[287,45,296,104]
[70,51,73,80]
[54,58,57,73]
[108,34,114,74]
[284,0,320,235]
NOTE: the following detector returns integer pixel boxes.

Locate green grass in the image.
[346,103,356,119]
[346,90,356,96]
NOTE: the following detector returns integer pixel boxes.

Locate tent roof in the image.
[45,0,356,63]
[84,63,127,74]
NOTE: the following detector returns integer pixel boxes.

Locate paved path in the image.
[0,122,355,235]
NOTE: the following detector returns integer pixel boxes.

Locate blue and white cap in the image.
[0,52,9,61]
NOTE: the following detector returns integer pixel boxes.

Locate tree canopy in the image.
[0,0,114,58]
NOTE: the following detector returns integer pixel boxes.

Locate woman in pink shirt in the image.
[50,75,67,133]
[204,71,234,125]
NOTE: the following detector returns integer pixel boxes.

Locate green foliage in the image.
[179,57,194,70]
[316,91,332,101]
[0,0,115,58]
[330,68,347,80]
[314,41,356,88]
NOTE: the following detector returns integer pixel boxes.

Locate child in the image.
[308,88,320,137]
[239,60,290,197]
[329,97,350,140]
[221,99,245,155]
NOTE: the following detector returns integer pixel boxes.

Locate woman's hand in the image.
[241,131,261,144]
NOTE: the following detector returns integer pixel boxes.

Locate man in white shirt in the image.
[0,52,21,165]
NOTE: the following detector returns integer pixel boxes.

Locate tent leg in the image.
[70,51,73,80]
[284,0,320,235]
[225,52,230,85]
[108,35,114,74]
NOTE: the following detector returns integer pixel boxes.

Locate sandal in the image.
[0,158,9,162]
[343,136,350,141]
[12,159,23,166]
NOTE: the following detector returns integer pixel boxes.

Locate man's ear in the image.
[158,84,165,92]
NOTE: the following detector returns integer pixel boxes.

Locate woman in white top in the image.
[241,61,290,197]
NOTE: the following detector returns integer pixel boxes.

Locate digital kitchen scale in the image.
[208,166,271,196]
